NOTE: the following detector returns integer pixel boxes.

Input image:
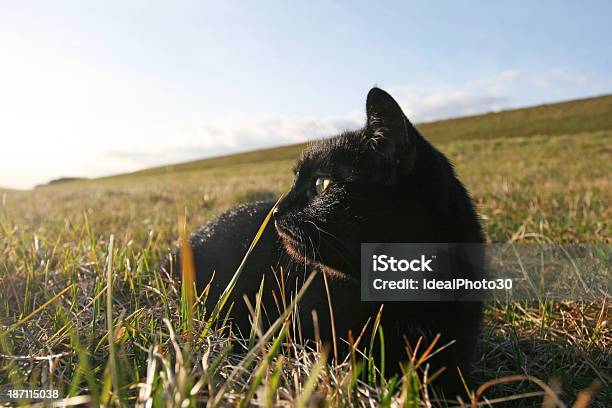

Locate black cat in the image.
[163,88,484,395]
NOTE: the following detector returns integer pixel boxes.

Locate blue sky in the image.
[1,1,611,189]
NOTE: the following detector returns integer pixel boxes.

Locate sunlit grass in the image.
[0,96,610,406]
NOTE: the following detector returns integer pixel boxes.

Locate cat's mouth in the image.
[274,220,322,266]
[274,220,356,282]
[274,221,306,259]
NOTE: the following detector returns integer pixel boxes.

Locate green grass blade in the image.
[295,350,327,408]
[202,194,284,337]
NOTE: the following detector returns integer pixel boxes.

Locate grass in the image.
[0,95,611,406]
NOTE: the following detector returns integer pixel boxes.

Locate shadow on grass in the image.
[473,329,609,407]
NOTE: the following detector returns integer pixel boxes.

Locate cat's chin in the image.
[315,263,356,282]
[274,226,304,257]
[276,229,312,265]
[275,225,355,282]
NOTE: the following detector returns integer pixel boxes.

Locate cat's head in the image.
[273,88,444,279]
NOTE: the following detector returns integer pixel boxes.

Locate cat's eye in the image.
[314,177,332,194]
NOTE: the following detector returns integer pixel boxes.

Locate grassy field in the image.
[1,95,610,406]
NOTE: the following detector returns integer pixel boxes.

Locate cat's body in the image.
[164,88,484,395]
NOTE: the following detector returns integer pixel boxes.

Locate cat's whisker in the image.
[304,219,343,244]
[318,234,357,271]
[304,220,323,250]
[303,219,356,263]
[307,235,319,262]
[305,220,355,267]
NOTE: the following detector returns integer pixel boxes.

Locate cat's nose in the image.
[273,204,286,218]
[273,194,289,217]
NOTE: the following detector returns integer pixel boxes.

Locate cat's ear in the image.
[364,87,416,175]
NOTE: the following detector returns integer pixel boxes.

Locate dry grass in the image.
[0,97,610,406]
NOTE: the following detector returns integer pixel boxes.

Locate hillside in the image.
[106,94,612,180]
[3,93,610,406]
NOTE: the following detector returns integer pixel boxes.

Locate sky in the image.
[1,1,611,189]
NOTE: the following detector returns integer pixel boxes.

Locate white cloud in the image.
[101,113,365,172]
[389,68,611,123]
[390,70,515,122]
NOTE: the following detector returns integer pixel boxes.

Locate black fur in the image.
[163,88,484,396]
